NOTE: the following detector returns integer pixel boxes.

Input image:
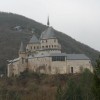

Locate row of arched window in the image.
[30,45,58,50]
[42,45,58,49]
[41,39,56,43]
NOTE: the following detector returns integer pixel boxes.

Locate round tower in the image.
[40,27,61,54]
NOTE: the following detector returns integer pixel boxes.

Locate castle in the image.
[7,22,93,77]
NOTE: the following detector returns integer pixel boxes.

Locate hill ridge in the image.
[0,12,99,73]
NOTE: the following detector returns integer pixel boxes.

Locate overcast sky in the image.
[0,0,100,51]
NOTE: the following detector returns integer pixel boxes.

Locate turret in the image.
[40,27,61,53]
[19,42,26,58]
[26,34,40,53]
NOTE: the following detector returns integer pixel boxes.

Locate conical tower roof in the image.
[40,27,56,39]
[29,34,39,44]
[19,42,25,52]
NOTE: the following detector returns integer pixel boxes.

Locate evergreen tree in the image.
[63,78,76,100]
[75,86,83,100]
[56,84,63,100]
[92,55,100,100]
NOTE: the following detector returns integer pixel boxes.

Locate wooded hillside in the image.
[0,12,99,73]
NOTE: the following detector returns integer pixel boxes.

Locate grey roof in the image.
[34,53,50,58]
[19,42,25,52]
[28,53,90,60]
[29,35,39,44]
[50,53,89,60]
[38,48,61,51]
[40,27,56,39]
[8,57,21,63]
[50,53,67,57]
[66,54,90,60]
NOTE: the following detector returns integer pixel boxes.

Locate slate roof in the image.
[66,54,90,60]
[29,34,39,44]
[50,53,67,57]
[50,53,89,60]
[29,53,90,60]
[8,57,21,63]
[40,27,56,39]
[34,53,50,58]
[19,42,25,52]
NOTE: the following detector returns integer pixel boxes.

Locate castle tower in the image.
[19,42,26,58]
[40,27,61,54]
[26,34,40,54]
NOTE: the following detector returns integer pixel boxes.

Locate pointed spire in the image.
[19,42,25,52]
[47,16,50,26]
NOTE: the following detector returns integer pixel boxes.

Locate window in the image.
[52,45,53,48]
[42,46,44,48]
[34,46,35,49]
[46,45,48,48]
[54,39,56,42]
[46,40,47,42]
[71,67,73,73]
[52,56,65,61]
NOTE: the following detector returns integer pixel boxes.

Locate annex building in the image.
[7,25,93,77]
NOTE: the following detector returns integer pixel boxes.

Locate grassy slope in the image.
[0,12,99,73]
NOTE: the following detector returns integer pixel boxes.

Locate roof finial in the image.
[47,16,50,26]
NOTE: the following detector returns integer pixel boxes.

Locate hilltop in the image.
[0,12,99,73]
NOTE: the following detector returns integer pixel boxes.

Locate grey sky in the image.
[0,0,100,51]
